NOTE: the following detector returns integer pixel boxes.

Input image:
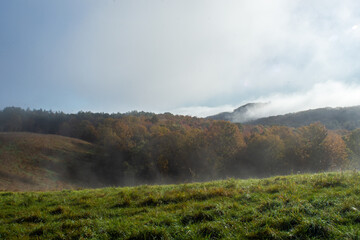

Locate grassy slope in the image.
[1,172,360,239]
[0,132,96,191]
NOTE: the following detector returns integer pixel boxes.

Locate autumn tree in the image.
[321,132,348,170]
[241,131,285,177]
[345,129,360,169]
[202,121,245,178]
[296,123,328,171]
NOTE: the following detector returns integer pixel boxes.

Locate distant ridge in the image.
[247,105,360,130]
[208,104,360,130]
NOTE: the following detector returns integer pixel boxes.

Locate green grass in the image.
[1,172,360,239]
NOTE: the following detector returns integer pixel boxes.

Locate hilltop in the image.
[207,102,269,122]
[1,171,360,239]
[0,132,96,191]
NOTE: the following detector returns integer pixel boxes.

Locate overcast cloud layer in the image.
[1,0,360,116]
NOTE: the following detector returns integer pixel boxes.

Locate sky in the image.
[1,0,360,118]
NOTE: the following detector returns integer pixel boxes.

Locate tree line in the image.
[0,107,358,186]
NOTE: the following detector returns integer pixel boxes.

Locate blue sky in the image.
[2,0,360,117]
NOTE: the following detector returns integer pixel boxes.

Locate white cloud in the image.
[48,0,360,113]
[255,80,360,117]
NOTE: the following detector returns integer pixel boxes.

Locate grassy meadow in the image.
[1,171,360,239]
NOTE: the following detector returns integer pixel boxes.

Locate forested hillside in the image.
[247,106,360,130]
[1,107,360,189]
[208,104,360,130]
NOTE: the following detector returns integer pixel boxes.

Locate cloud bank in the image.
[60,0,360,113]
[2,0,360,114]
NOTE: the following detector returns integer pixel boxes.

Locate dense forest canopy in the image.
[0,107,359,186]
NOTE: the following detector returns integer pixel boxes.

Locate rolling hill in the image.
[0,132,97,191]
[248,105,360,130]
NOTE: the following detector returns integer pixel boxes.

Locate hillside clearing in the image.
[0,132,96,191]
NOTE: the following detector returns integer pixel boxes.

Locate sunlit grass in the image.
[1,171,360,239]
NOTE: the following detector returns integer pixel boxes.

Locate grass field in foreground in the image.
[1,172,360,239]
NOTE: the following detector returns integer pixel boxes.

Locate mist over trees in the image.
[0,107,356,186]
